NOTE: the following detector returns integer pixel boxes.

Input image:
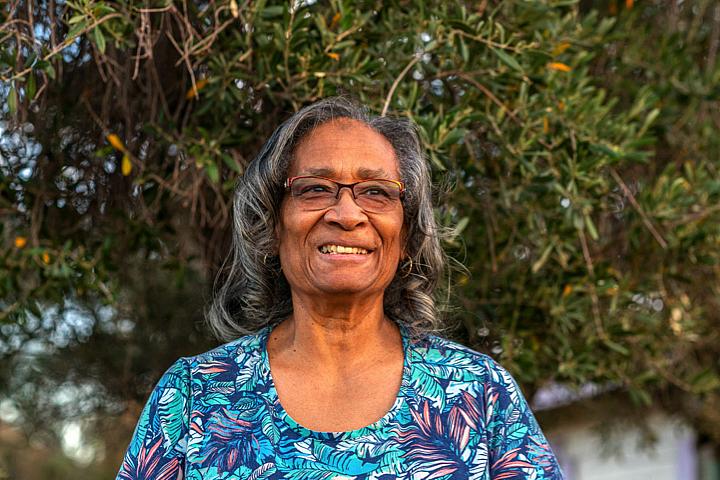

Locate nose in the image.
[323,188,368,230]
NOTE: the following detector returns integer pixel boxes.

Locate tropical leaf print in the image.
[117,328,564,480]
[335,431,388,457]
[491,448,537,480]
[260,410,280,444]
[235,349,263,391]
[157,384,188,450]
[248,462,277,480]
[208,380,235,394]
[468,441,488,478]
[409,367,446,408]
[415,346,485,381]
[393,398,477,479]
[525,436,563,475]
[118,435,181,480]
[287,438,379,474]
[282,469,343,480]
[506,423,529,443]
[186,414,204,460]
[129,401,152,457]
[195,407,260,472]
[197,360,232,376]
[446,391,482,452]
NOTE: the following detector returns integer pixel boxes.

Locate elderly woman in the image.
[117,98,563,479]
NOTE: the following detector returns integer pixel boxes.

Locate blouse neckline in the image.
[258,323,413,441]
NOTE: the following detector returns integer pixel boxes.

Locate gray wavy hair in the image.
[205,97,448,341]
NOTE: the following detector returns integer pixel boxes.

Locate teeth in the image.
[319,245,369,255]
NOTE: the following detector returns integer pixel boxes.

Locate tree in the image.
[1,0,718,471]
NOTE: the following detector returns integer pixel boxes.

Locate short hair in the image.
[205,97,448,341]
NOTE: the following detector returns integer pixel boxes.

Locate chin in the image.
[315,281,376,295]
[311,275,386,296]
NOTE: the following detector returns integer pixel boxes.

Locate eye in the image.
[356,182,395,198]
[293,180,337,198]
[300,184,333,194]
[361,187,391,197]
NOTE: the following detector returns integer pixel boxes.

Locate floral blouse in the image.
[117,326,564,479]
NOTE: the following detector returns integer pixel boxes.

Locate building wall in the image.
[544,412,697,480]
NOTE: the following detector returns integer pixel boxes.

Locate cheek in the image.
[383,215,406,259]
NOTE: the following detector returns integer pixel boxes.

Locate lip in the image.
[316,249,373,264]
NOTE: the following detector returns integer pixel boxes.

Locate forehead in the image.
[289,119,400,179]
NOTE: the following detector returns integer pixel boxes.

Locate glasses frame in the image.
[284,175,406,211]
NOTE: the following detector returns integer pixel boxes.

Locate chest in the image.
[183,397,490,480]
[270,358,404,432]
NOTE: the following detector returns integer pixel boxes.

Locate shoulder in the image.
[409,333,513,385]
[174,329,269,391]
[182,328,267,366]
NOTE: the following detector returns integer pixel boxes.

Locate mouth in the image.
[318,244,372,255]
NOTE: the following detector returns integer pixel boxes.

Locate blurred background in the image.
[1,0,719,478]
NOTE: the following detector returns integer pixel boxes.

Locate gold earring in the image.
[400,257,413,278]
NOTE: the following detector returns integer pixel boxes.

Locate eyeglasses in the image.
[284,175,405,213]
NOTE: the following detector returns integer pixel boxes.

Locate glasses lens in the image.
[290,177,337,209]
[289,177,402,212]
[354,180,401,212]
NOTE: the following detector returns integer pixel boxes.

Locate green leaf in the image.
[7,86,17,115]
[205,162,219,183]
[589,143,620,159]
[440,128,466,148]
[639,107,660,136]
[45,63,56,80]
[93,4,116,16]
[221,154,242,173]
[460,37,469,64]
[690,370,720,394]
[260,5,285,18]
[93,28,106,54]
[454,217,469,237]
[531,243,554,273]
[68,14,87,25]
[604,339,629,356]
[584,214,599,241]
[66,21,87,41]
[491,47,523,73]
[26,72,36,100]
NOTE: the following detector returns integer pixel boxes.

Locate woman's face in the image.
[277,119,405,299]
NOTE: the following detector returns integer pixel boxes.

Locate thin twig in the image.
[133,5,174,13]
[609,167,668,249]
[457,72,520,123]
[578,227,607,341]
[381,54,420,117]
[484,210,498,273]
[452,29,528,54]
[666,203,720,228]
[1,13,123,82]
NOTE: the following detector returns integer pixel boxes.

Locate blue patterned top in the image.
[117,326,563,479]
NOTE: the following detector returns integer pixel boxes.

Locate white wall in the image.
[545,413,697,480]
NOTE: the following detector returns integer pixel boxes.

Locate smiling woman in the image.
[116,97,564,479]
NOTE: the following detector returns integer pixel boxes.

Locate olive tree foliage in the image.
[0,0,718,450]
[587,0,720,440]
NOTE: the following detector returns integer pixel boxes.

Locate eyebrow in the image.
[301,167,392,179]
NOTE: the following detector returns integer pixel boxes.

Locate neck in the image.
[268,290,401,373]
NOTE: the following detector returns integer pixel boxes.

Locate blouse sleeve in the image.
[483,357,564,480]
[116,358,191,480]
